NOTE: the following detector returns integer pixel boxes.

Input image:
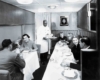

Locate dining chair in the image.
[0,70,11,80]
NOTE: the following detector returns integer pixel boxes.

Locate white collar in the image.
[83,46,90,49]
[85,46,90,49]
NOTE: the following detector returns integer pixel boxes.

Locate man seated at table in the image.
[62,36,91,70]
[21,34,38,52]
[0,39,25,80]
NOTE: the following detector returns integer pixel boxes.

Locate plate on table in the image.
[62,70,78,79]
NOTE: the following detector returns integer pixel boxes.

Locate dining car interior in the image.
[0,0,99,80]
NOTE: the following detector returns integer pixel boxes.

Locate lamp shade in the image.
[88,11,91,16]
[17,0,33,4]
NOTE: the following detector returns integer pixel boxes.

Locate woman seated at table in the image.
[20,34,38,52]
[0,39,25,80]
[70,37,81,64]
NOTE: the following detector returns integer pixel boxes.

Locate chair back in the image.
[81,49,99,79]
[0,70,11,80]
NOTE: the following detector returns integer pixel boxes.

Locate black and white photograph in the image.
[0,0,99,80]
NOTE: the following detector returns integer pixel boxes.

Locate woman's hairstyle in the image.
[22,34,30,39]
[80,36,90,46]
[2,39,12,48]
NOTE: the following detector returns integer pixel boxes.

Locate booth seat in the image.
[81,49,99,80]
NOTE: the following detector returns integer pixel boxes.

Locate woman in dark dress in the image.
[71,37,81,64]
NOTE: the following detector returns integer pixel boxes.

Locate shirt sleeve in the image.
[70,63,80,70]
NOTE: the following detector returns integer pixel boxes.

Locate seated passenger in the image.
[56,32,68,42]
[21,34,38,52]
[0,39,25,80]
[67,33,73,45]
[79,36,91,49]
[61,36,91,70]
[71,37,81,64]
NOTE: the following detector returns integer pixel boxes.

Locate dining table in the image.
[42,41,81,80]
[21,51,40,80]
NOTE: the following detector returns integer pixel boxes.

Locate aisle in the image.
[33,61,48,80]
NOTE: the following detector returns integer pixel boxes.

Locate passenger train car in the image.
[0,0,99,80]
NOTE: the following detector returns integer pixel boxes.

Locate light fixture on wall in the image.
[48,5,58,9]
[38,8,46,12]
[17,0,33,4]
[64,0,79,2]
[88,11,91,16]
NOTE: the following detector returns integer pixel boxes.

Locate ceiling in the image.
[1,0,91,13]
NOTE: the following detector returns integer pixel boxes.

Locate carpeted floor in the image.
[33,61,48,80]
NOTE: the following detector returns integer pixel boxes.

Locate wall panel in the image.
[0,1,35,25]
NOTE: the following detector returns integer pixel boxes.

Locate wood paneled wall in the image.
[0,1,35,25]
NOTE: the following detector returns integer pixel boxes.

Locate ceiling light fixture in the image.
[48,5,58,9]
[64,0,79,2]
[17,0,33,4]
[38,8,46,12]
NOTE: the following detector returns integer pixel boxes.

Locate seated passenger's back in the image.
[81,49,99,80]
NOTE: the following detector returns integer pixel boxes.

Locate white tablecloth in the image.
[21,51,40,80]
[42,43,81,80]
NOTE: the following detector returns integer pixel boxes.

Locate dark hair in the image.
[22,34,30,39]
[2,39,12,48]
[80,36,90,46]
[43,20,47,23]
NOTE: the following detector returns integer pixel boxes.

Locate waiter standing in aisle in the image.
[37,20,51,65]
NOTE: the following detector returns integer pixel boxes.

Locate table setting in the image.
[42,41,81,80]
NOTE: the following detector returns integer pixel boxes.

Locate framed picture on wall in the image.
[60,16,68,26]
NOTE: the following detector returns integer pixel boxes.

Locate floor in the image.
[33,50,53,80]
[33,61,48,80]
